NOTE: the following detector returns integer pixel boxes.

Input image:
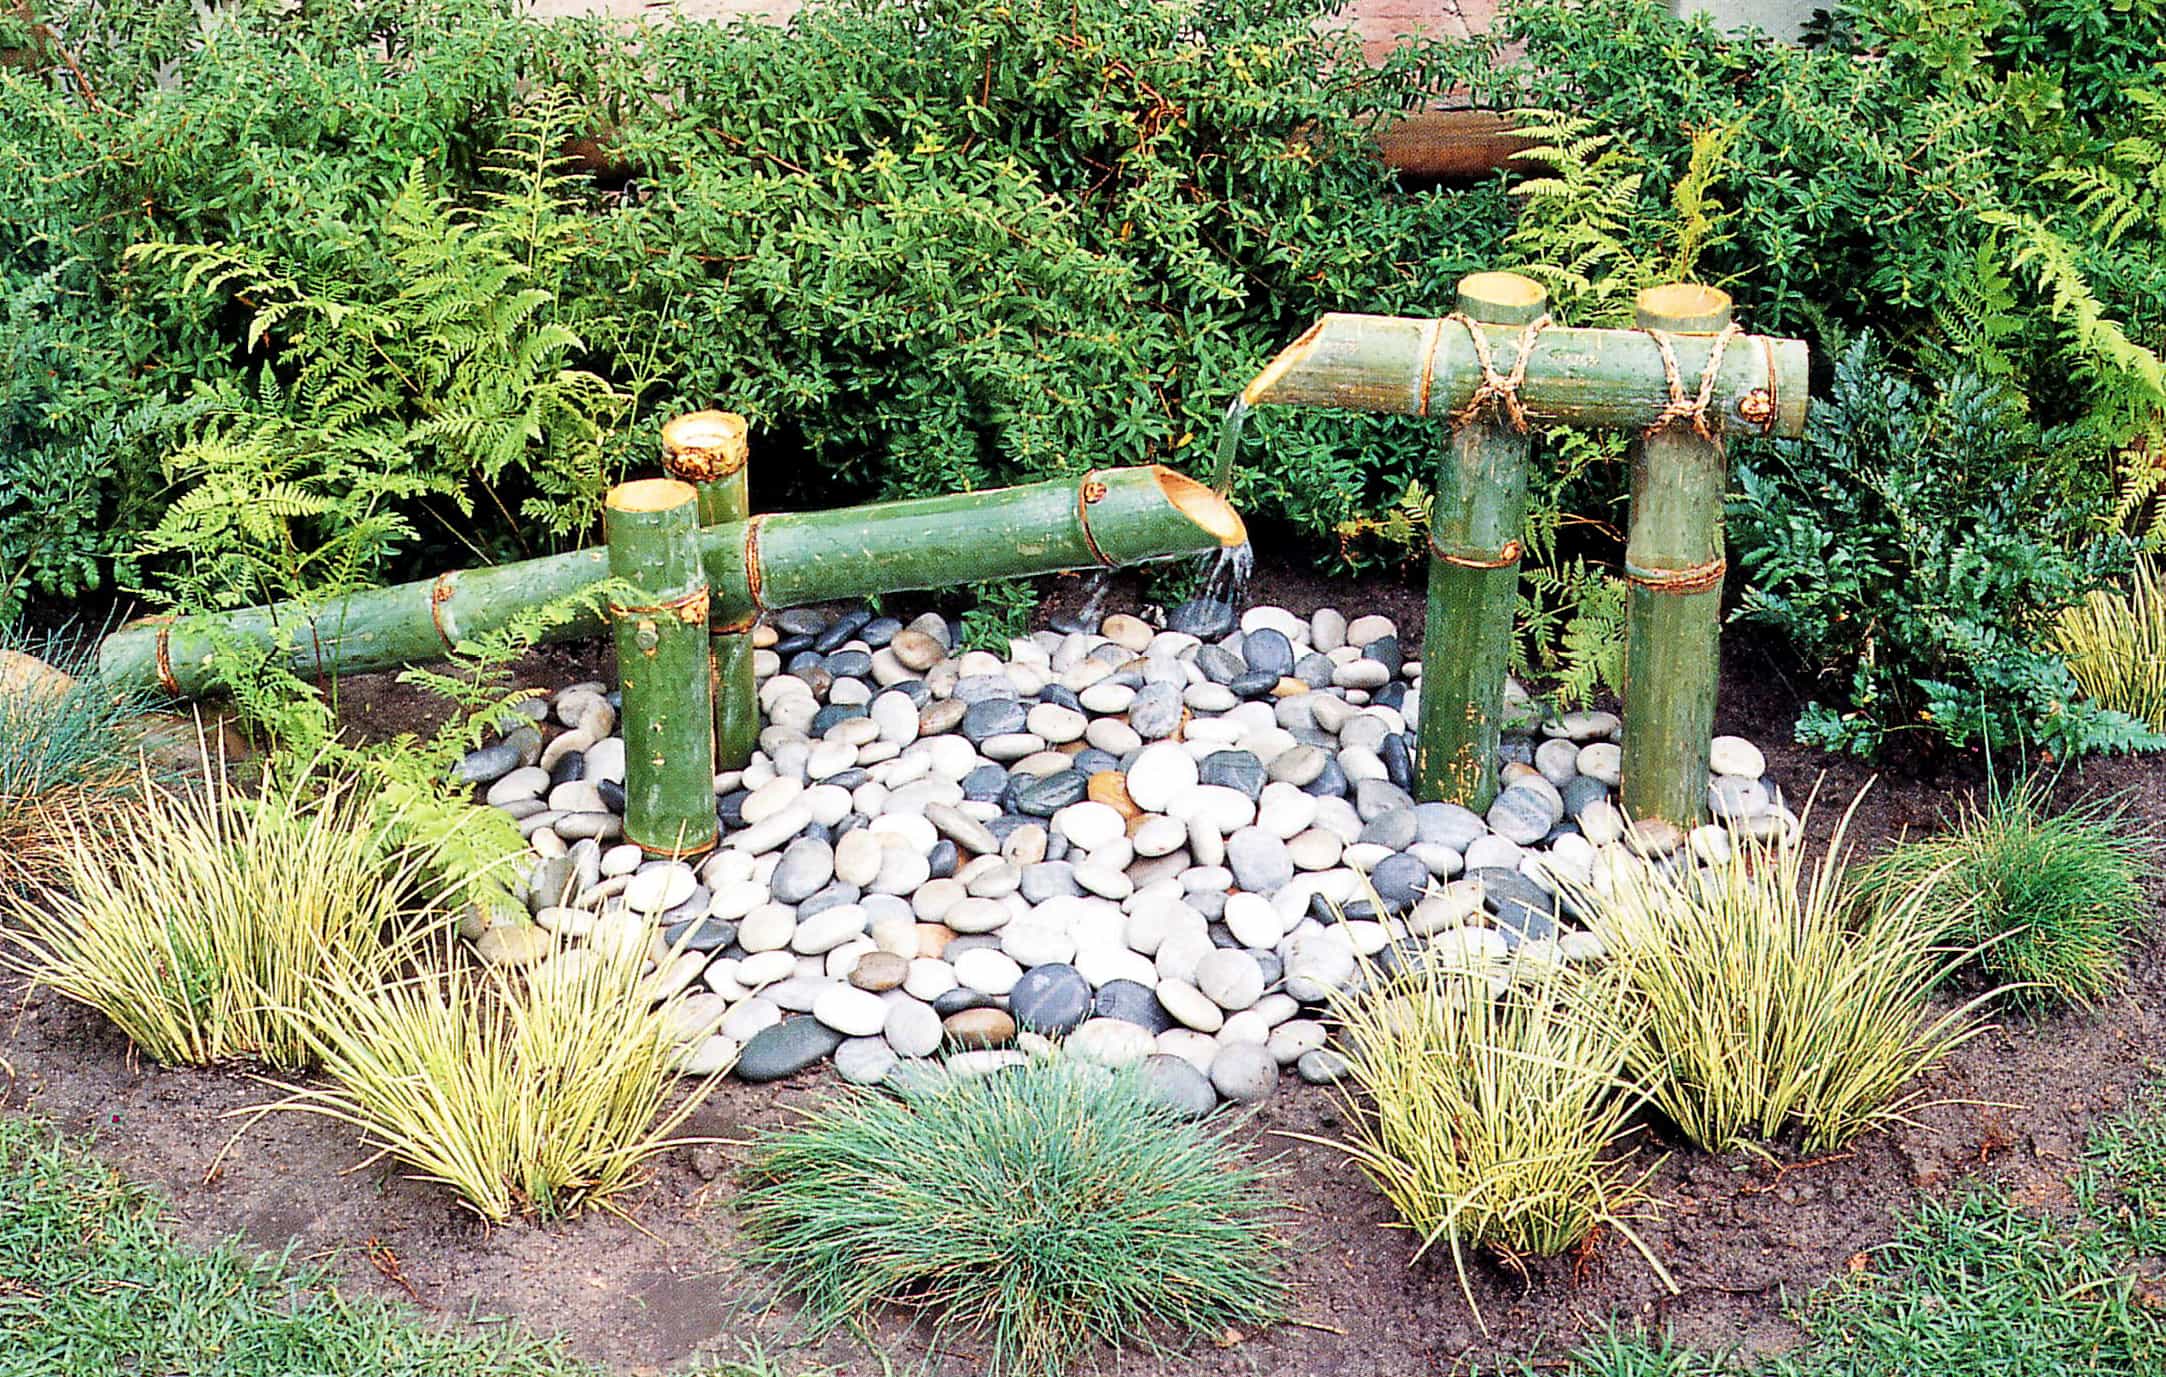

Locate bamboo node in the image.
[714,610,758,634]
[1643,323,1744,441]
[1432,538,1523,570]
[1076,471,1116,567]
[1445,313,1550,432]
[152,619,178,696]
[742,514,769,609]
[1624,556,1728,595]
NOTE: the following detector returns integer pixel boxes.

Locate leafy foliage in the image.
[738,1057,1286,1376]
[1731,336,2152,759]
[1854,777,2157,1010]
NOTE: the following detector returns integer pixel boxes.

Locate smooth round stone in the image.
[1628,817,1687,858]
[1707,734,1764,778]
[475,923,553,967]
[833,1036,899,1086]
[1283,931,1356,1002]
[1194,948,1264,1011]
[849,950,909,991]
[1267,745,1329,788]
[883,999,944,1058]
[1093,978,1173,1031]
[1125,741,1199,814]
[1535,737,1582,787]
[1548,709,1621,742]
[890,628,945,672]
[1167,598,1236,640]
[732,901,792,953]
[1073,863,1133,901]
[869,846,933,896]
[833,828,885,887]
[1296,1048,1350,1084]
[623,863,696,914]
[679,1034,742,1076]
[1009,962,1092,1034]
[953,947,1023,997]
[1127,683,1184,740]
[1578,800,1627,846]
[1368,852,1431,914]
[1198,750,1266,800]
[1086,717,1143,754]
[1409,802,1482,852]
[737,949,798,988]
[1119,813,1180,857]
[1156,978,1224,1033]
[735,1017,847,1082]
[1137,1054,1218,1119]
[1223,892,1284,949]
[1486,787,1561,846]
[1241,627,1295,678]
[1576,742,1623,786]
[1225,828,1295,894]
[1209,1042,1278,1104]
[1001,917,1077,968]
[1079,681,1136,714]
[1014,770,1091,816]
[904,957,960,1001]
[1333,659,1389,690]
[1053,800,1127,852]
[1158,1028,1222,1073]
[926,802,1001,857]
[485,766,549,807]
[813,985,890,1038]
[1028,703,1088,744]
[961,698,1027,743]
[1268,1019,1327,1066]
[1358,807,1417,851]
[1067,1017,1156,1067]
[944,1006,1017,1049]
[793,904,869,954]
[1471,866,1560,942]
[770,838,835,904]
[1709,774,1771,819]
[941,895,1009,935]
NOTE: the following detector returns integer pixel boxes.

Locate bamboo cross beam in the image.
[1242,275,1810,819]
[98,465,1247,699]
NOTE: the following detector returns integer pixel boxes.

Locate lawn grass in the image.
[1525,1080,2166,1377]
[0,1115,817,1377]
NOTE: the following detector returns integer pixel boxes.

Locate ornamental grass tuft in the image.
[736,1057,1286,1376]
[3,756,437,1070]
[2058,553,2166,731]
[1854,776,2156,1010]
[1578,795,1995,1155]
[1307,946,1668,1322]
[272,933,721,1222]
[0,627,165,876]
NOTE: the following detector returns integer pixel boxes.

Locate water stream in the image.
[1211,396,1249,495]
[1199,539,1254,609]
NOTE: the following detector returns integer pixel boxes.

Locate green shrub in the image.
[1855,778,2157,1009]
[1312,949,1667,1317]
[1578,798,1993,1154]
[737,1057,1285,1376]
[1731,336,2152,759]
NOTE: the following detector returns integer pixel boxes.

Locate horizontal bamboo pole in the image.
[99,466,1246,699]
[1242,311,1810,438]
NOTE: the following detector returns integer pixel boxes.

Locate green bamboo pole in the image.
[661,411,757,771]
[1244,311,1809,438]
[1415,272,1546,810]
[606,478,717,858]
[100,465,1247,698]
[1619,284,1734,829]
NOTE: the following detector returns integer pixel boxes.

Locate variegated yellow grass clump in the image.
[1305,940,1670,1322]
[3,757,436,1069]
[273,933,726,1221]
[1579,794,1994,1156]
[2057,553,2166,730]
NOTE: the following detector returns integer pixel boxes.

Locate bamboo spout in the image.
[98,464,1247,699]
[1242,311,1810,439]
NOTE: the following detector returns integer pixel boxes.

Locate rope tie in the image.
[1432,538,1524,570]
[1624,556,1728,596]
[1446,312,1551,432]
[607,585,711,624]
[1076,471,1116,568]
[1644,322,1743,441]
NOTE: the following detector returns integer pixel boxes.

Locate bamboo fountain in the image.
[1242,272,1809,825]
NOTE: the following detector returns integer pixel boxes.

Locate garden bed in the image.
[5,562,2160,1376]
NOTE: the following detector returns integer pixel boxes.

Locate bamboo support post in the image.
[99,465,1246,699]
[662,411,758,771]
[605,479,717,857]
[1619,285,1736,828]
[1415,272,1548,809]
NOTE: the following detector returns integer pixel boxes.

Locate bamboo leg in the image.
[1415,271,1548,809]
[1620,284,1733,828]
[662,412,758,771]
[606,478,718,857]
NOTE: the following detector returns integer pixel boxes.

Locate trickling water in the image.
[1070,569,1114,631]
[1211,396,1250,495]
[1201,540,1254,608]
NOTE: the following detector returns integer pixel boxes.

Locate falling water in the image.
[1070,569,1114,631]
[1211,396,1249,495]
[1201,539,1254,608]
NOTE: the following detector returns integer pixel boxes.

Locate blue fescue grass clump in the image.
[0,625,164,851]
[1853,775,2157,1010]
[736,1058,1287,1376]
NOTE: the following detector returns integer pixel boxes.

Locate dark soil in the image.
[6,561,2163,1377]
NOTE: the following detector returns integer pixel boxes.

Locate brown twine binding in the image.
[1432,538,1524,570]
[430,570,460,649]
[1076,471,1115,568]
[1643,322,1744,441]
[607,585,711,624]
[1624,556,1728,595]
[742,514,769,610]
[1445,313,1551,432]
[150,618,179,695]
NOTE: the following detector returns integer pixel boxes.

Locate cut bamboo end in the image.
[608,477,700,515]
[1456,271,1547,323]
[661,411,750,482]
[1241,318,1327,406]
[1636,284,1733,333]
[1152,467,1248,547]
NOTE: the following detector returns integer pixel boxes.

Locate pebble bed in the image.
[457,597,1792,1116]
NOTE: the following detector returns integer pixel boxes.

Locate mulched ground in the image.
[5,559,2161,1376]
